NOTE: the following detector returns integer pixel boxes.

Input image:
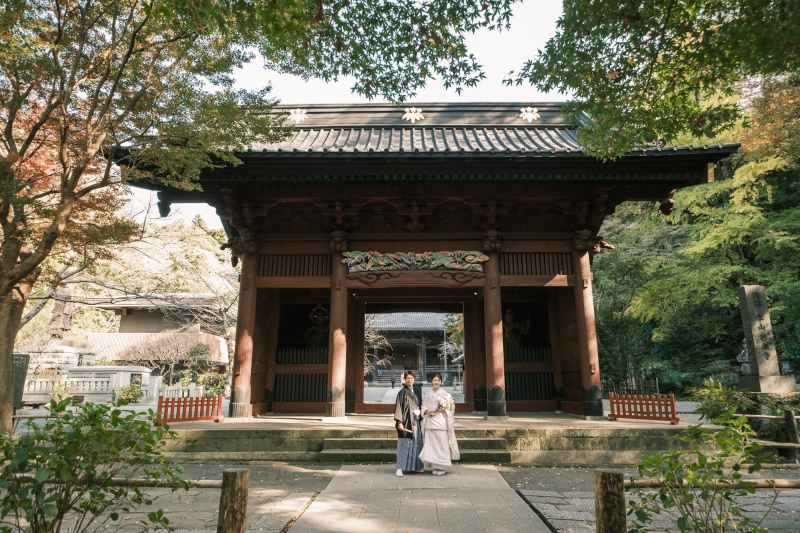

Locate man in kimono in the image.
[394,370,423,476]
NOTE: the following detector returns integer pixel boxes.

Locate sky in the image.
[128,1,566,230]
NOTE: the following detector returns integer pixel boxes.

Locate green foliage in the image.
[595,156,800,393]
[629,411,775,532]
[443,314,464,348]
[197,372,227,397]
[506,1,800,158]
[687,379,757,421]
[117,383,144,403]
[0,398,189,533]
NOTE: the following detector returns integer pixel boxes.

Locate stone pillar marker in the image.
[738,285,796,394]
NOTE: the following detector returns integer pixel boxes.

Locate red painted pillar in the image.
[482,232,506,416]
[573,249,602,416]
[327,232,348,418]
[230,251,258,418]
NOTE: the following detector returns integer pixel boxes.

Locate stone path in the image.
[520,488,800,532]
[289,464,550,532]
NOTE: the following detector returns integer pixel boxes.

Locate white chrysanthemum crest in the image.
[519,107,540,123]
[402,107,424,123]
[288,109,308,124]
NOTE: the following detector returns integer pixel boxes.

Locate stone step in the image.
[318,449,512,463]
[323,437,507,450]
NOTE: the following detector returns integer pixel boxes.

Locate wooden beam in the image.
[346,270,485,288]
[500,275,574,287]
[504,362,555,374]
[275,364,329,375]
[256,277,331,288]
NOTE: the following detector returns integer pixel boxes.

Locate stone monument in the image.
[737,285,796,394]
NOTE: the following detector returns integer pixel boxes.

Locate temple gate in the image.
[146,103,738,419]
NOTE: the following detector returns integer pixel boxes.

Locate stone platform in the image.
[159,413,697,466]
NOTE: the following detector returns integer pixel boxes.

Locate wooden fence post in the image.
[595,469,626,533]
[217,468,249,533]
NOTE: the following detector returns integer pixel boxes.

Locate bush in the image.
[690,379,800,441]
[629,411,776,532]
[688,379,758,421]
[197,372,227,397]
[0,398,189,533]
[117,383,144,403]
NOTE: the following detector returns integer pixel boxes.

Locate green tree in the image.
[1,0,516,433]
[507,0,800,158]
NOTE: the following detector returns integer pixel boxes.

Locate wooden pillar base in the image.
[487,386,506,417]
[326,387,345,418]
[583,385,603,417]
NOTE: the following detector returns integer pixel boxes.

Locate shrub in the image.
[197,372,227,397]
[629,411,776,532]
[117,383,144,403]
[0,398,190,533]
[688,379,758,421]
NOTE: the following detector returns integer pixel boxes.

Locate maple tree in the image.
[0,0,517,432]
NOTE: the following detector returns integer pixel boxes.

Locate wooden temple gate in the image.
[145,103,738,419]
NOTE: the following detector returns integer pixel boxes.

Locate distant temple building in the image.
[86,294,229,365]
[137,103,738,418]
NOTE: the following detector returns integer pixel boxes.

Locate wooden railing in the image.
[608,393,680,425]
[154,395,224,425]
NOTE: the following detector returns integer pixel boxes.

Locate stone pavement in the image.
[289,464,550,532]
[520,488,800,532]
[103,463,336,532]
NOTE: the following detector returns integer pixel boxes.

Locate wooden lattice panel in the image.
[504,372,555,401]
[258,254,331,277]
[274,374,327,402]
[499,253,573,276]
[505,346,552,364]
[276,348,328,364]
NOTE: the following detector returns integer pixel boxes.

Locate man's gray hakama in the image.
[396,417,424,471]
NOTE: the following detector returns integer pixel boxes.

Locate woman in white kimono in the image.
[418,373,460,475]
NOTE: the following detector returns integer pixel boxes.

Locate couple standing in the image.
[394,370,460,477]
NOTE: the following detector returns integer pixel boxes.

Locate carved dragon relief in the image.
[342,250,488,273]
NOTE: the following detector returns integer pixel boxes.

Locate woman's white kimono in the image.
[418,388,460,470]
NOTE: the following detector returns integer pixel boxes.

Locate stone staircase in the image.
[319,437,511,462]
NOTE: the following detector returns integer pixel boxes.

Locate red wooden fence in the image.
[608,393,680,425]
[155,395,224,425]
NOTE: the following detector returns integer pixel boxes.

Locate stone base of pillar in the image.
[583,385,603,417]
[487,386,506,417]
[740,375,797,394]
[474,386,487,412]
[327,387,345,418]
[229,402,251,418]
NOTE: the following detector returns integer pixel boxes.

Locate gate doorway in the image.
[362,309,465,407]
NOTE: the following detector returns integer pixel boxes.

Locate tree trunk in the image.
[0,269,41,434]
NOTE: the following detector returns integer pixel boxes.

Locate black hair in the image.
[403,370,416,380]
[431,373,443,382]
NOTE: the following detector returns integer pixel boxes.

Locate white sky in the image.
[128,0,566,230]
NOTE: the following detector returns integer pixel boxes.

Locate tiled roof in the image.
[87,332,229,363]
[240,103,740,158]
[365,312,448,331]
